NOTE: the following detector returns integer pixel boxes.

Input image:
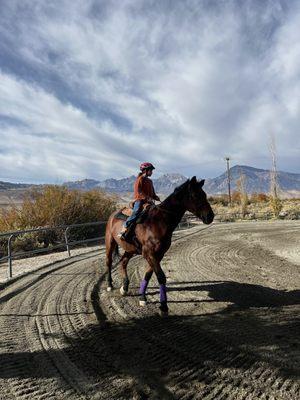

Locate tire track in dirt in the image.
[0,271,71,399]
[0,254,105,399]
[0,222,299,399]
[103,222,300,399]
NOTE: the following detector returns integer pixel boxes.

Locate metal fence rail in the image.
[0,216,197,280]
[0,221,107,279]
[1,211,297,281]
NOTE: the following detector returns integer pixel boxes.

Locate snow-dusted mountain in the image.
[63,173,188,194]
[205,165,300,194]
[62,166,300,196]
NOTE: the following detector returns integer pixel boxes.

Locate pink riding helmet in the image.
[140,162,155,171]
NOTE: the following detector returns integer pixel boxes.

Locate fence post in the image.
[64,227,71,257]
[7,234,14,279]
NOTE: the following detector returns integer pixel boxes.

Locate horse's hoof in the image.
[120,286,127,296]
[159,309,169,317]
[159,303,169,316]
[107,286,112,292]
[139,300,147,307]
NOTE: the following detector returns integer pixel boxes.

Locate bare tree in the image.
[269,134,282,217]
[236,169,248,218]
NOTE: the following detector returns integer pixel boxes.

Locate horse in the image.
[104,176,214,314]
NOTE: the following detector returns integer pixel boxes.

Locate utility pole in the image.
[225,157,231,206]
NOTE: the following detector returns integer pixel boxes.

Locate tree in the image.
[236,171,248,217]
[269,134,282,217]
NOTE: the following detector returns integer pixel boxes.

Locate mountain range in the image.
[1,165,300,197]
[63,173,188,194]
[62,165,300,196]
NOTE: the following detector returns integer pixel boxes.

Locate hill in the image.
[1,166,300,207]
[63,173,188,194]
[0,181,33,190]
[62,166,300,196]
[205,165,300,195]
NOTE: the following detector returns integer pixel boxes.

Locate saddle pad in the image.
[114,207,131,221]
[121,207,133,217]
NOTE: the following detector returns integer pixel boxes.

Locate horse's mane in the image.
[160,179,190,206]
[174,179,190,193]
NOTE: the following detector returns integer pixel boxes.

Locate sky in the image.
[0,0,299,184]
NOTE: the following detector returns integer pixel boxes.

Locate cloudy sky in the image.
[0,0,299,183]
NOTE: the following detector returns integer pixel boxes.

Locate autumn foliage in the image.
[0,186,117,232]
[0,186,117,257]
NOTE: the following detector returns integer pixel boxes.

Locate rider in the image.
[118,162,160,239]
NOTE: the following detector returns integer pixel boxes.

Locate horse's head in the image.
[178,177,214,224]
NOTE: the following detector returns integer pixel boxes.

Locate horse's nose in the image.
[203,210,214,224]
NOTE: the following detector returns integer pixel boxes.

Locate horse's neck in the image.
[159,195,186,231]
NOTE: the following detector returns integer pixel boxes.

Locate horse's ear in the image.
[199,179,205,187]
[190,176,197,186]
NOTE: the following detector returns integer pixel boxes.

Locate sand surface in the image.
[0,220,299,399]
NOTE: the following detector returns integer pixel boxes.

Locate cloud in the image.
[0,0,300,183]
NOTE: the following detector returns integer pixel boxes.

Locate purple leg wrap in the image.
[139,279,148,295]
[160,284,167,303]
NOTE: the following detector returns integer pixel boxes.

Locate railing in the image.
[0,216,198,281]
[0,221,106,279]
[2,210,294,281]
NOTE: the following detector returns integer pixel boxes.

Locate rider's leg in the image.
[118,200,142,238]
[124,200,142,228]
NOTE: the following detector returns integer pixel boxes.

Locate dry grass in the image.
[0,186,117,257]
[0,186,117,230]
[209,193,300,221]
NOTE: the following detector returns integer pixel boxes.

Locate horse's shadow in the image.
[165,280,300,309]
[0,279,299,399]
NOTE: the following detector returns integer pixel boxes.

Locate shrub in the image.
[208,195,229,206]
[269,196,282,218]
[0,186,117,255]
[0,186,117,231]
[231,191,241,203]
[250,193,269,203]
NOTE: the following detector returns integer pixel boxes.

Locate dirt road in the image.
[0,221,299,399]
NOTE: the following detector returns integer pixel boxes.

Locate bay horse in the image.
[105,177,214,314]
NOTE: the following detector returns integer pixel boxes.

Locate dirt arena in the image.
[0,220,299,399]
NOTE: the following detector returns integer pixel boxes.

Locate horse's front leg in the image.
[143,254,168,314]
[155,267,168,314]
[139,267,153,306]
[119,252,133,295]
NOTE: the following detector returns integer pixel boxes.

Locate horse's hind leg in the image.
[119,252,133,296]
[105,236,117,292]
[139,266,153,306]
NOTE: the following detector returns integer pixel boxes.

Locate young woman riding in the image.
[118,162,160,239]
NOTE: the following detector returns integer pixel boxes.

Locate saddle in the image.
[115,201,153,220]
[115,202,154,249]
